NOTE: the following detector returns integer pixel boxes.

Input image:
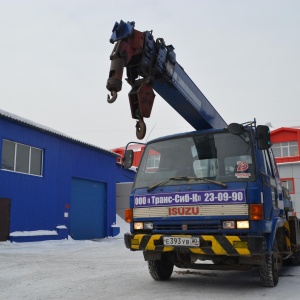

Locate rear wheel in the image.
[148,258,174,281]
[259,239,281,287]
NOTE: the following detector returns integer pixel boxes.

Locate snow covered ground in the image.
[1,219,300,300]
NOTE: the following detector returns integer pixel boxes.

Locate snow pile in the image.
[10,230,57,237]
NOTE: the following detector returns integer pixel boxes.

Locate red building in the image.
[271,127,300,215]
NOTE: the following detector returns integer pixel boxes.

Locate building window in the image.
[146,154,160,169]
[1,139,43,176]
[281,178,295,194]
[272,141,299,158]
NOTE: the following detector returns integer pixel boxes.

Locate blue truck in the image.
[106,21,300,287]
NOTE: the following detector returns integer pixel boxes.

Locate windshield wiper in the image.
[147,176,227,192]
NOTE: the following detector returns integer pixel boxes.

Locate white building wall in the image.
[278,162,300,216]
[116,182,133,220]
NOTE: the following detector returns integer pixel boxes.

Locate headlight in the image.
[223,220,250,229]
[144,222,153,230]
[223,221,235,229]
[134,222,143,230]
[133,222,153,230]
[237,220,249,229]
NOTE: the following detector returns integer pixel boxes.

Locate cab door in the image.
[262,150,279,220]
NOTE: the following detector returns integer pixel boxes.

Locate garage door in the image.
[70,178,107,240]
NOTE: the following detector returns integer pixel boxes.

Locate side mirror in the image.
[227,123,244,135]
[123,149,134,169]
[256,125,271,150]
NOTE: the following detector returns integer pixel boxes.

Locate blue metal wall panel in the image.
[114,166,136,183]
[0,119,60,231]
[56,138,117,237]
[0,117,122,239]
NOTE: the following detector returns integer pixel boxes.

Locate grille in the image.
[153,221,221,231]
[133,204,248,218]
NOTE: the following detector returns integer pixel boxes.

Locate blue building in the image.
[0,109,134,242]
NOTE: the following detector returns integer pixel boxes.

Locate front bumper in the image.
[124,233,265,256]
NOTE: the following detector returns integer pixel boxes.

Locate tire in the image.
[259,239,281,287]
[148,259,174,281]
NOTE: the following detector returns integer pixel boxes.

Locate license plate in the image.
[163,237,200,247]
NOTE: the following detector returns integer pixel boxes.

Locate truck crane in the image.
[106,20,300,287]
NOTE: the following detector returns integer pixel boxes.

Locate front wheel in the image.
[259,239,281,287]
[148,259,174,281]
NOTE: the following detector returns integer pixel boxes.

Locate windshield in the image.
[133,131,255,189]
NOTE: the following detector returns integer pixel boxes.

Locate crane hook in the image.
[107,91,118,103]
[135,118,146,140]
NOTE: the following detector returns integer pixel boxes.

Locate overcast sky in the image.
[0,0,299,150]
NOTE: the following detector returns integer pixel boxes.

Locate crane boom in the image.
[106,20,227,139]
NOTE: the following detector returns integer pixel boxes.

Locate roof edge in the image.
[0,109,117,156]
